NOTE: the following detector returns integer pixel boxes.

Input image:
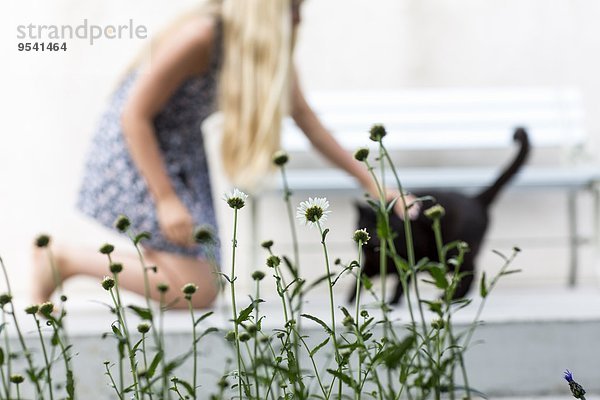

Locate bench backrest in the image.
[282,87,585,157]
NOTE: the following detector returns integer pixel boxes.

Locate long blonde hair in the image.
[219,0,293,189]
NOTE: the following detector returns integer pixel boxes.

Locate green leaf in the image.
[428,265,449,289]
[301,314,333,335]
[147,351,163,379]
[500,269,522,276]
[282,255,298,279]
[386,196,399,213]
[382,334,415,369]
[321,228,330,242]
[236,300,263,324]
[0,348,4,366]
[197,327,218,342]
[286,350,299,383]
[128,305,153,321]
[310,337,330,357]
[111,322,123,338]
[194,311,214,327]
[326,368,357,390]
[480,272,488,298]
[175,378,195,397]
[332,265,355,287]
[132,338,144,352]
[66,370,75,397]
[492,249,507,261]
[361,274,373,291]
[339,306,351,319]
[215,272,232,283]
[290,278,305,300]
[133,231,152,245]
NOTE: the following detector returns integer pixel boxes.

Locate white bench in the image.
[259,87,600,286]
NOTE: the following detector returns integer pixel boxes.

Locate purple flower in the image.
[564,370,586,399]
[564,370,574,383]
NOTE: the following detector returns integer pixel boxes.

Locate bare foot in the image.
[31,244,64,304]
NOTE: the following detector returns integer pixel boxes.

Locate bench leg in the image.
[250,197,258,271]
[567,190,578,287]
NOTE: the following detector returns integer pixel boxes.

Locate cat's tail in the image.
[475,127,530,207]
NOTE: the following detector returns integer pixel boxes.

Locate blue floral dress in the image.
[76,24,222,261]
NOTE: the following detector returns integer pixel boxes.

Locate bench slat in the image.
[283,88,585,151]
[268,166,600,194]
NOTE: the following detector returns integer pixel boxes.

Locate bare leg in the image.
[32,244,219,309]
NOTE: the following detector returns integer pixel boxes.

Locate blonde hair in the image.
[219,0,293,189]
[126,0,294,189]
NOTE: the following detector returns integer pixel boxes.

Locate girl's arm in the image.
[121,16,216,246]
[290,71,419,218]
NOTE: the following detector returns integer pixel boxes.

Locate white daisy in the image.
[296,197,331,226]
[223,188,248,209]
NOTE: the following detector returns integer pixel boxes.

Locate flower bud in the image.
[353,228,370,244]
[25,305,39,315]
[354,147,370,162]
[224,330,236,342]
[35,234,51,248]
[101,276,115,291]
[272,150,289,166]
[238,332,251,342]
[109,262,123,274]
[157,283,169,293]
[424,204,446,220]
[431,319,445,330]
[39,301,54,316]
[99,243,115,255]
[342,315,355,328]
[0,293,13,306]
[261,240,274,250]
[114,215,131,232]
[182,283,198,296]
[266,255,281,269]
[251,271,265,281]
[369,124,387,141]
[137,323,151,334]
[193,226,215,244]
[246,324,258,335]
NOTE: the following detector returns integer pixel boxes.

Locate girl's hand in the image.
[387,190,421,220]
[156,194,195,247]
[365,183,421,220]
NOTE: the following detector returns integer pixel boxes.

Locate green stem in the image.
[229,208,243,400]
[171,380,186,400]
[187,299,197,398]
[291,327,328,399]
[127,233,162,351]
[158,291,168,400]
[354,242,364,400]
[1,312,11,399]
[0,367,7,400]
[253,280,261,400]
[109,288,140,400]
[49,318,75,399]
[315,220,342,400]
[104,363,124,400]
[33,315,54,400]
[8,306,43,398]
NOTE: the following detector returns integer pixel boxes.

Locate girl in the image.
[33,0,413,308]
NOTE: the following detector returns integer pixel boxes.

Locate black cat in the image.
[351,127,530,305]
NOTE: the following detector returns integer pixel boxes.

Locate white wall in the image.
[1,0,600,301]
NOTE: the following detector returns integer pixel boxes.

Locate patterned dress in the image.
[76,23,222,261]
